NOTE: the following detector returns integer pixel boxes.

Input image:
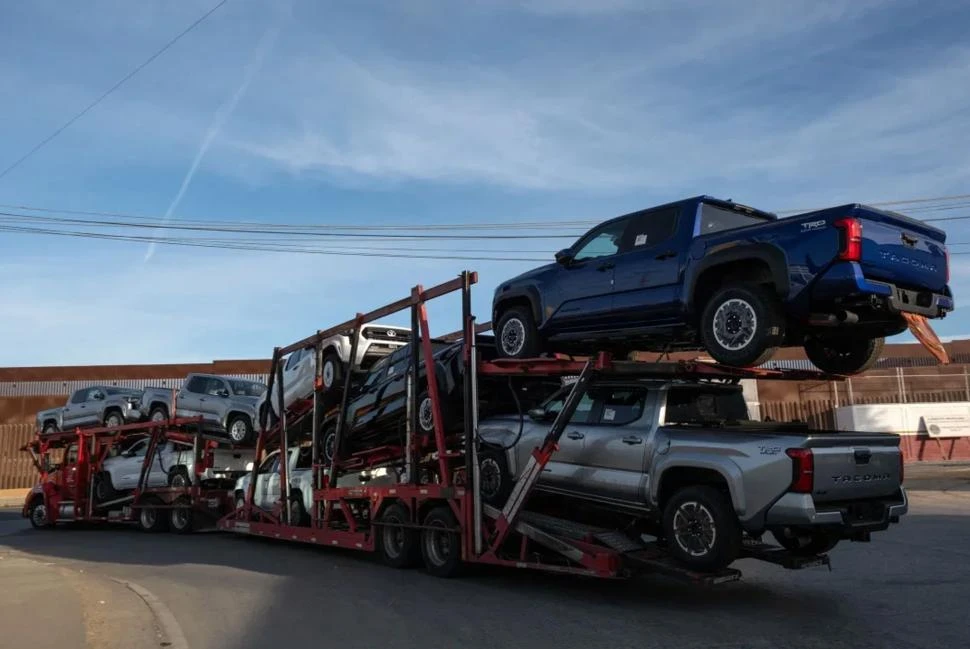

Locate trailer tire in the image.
[478,447,512,507]
[288,495,309,527]
[137,497,168,533]
[321,350,345,391]
[662,485,741,572]
[420,506,462,578]
[169,497,193,534]
[28,497,51,529]
[227,414,255,445]
[378,503,420,569]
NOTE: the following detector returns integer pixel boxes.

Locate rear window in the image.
[230,380,266,397]
[664,386,750,424]
[697,204,766,236]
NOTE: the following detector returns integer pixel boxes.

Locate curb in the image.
[112,578,189,649]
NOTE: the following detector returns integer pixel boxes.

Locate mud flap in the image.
[901,313,949,364]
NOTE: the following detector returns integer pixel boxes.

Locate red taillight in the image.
[786,448,814,493]
[834,217,863,261]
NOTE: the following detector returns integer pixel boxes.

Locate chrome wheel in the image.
[418,397,435,432]
[31,503,48,528]
[229,419,249,443]
[672,501,717,557]
[500,318,526,357]
[712,298,757,352]
[479,457,502,501]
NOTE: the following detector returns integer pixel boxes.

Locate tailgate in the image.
[806,434,902,502]
[212,449,254,472]
[853,206,948,292]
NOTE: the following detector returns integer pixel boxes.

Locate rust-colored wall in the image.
[0,396,63,426]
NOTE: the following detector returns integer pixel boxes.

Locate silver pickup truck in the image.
[140,373,267,444]
[37,386,143,435]
[478,378,906,571]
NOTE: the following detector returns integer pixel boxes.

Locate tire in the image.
[103,410,124,428]
[771,528,840,556]
[169,497,194,534]
[168,467,192,489]
[137,498,168,533]
[377,503,420,569]
[804,335,884,375]
[41,422,58,436]
[494,305,541,359]
[420,506,463,578]
[321,350,345,390]
[417,390,456,435]
[478,447,513,507]
[321,424,338,465]
[148,406,168,423]
[700,283,785,367]
[288,494,309,526]
[28,498,51,529]
[662,485,742,572]
[94,471,116,502]
[226,414,254,445]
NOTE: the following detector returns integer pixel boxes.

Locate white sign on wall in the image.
[835,402,970,438]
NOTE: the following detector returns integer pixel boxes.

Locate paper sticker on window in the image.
[634,234,648,246]
[603,408,616,421]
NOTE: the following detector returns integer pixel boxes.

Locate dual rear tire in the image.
[377,503,461,578]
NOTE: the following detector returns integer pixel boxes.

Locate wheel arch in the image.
[687,245,789,317]
[493,287,542,327]
[653,459,745,517]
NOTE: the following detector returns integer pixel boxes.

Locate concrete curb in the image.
[112,578,189,649]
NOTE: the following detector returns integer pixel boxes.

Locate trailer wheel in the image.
[700,283,784,367]
[420,506,462,578]
[169,497,193,534]
[288,495,309,527]
[321,350,344,390]
[138,498,168,533]
[662,486,741,572]
[28,497,51,529]
[478,447,512,507]
[227,414,254,445]
[771,528,840,556]
[378,503,419,569]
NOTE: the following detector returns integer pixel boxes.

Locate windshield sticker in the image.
[634,234,648,246]
[603,408,616,421]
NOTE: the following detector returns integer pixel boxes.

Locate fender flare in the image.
[492,285,543,326]
[685,243,789,315]
[651,454,747,517]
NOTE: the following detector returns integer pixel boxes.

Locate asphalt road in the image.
[1,488,968,649]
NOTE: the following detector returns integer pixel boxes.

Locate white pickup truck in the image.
[95,437,254,501]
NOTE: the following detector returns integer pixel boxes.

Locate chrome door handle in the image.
[566,431,584,440]
[622,436,642,445]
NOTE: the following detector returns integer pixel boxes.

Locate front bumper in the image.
[765,488,908,533]
[124,408,143,422]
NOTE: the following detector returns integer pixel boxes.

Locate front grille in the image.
[362,328,410,342]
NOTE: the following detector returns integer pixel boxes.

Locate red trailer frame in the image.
[220,270,836,583]
[23,417,246,532]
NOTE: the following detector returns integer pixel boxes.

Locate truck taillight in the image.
[786,448,814,493]
[834,217,863,261]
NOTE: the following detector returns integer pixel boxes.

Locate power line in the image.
[0,0,229,183]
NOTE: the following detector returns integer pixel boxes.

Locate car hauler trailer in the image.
[23,416,251,533]
[220,271,843,584]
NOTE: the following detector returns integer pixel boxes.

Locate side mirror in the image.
[554,249,573,266]
[527,407,547,421]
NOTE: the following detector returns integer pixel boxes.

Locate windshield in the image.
[229,380,267,397]
[664,385,751,424]
[697,204,767,236]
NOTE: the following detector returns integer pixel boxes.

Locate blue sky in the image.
[1,0,969,366]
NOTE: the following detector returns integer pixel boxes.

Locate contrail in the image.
[144,24,280,262]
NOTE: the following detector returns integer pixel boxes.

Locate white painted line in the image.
[112,578,189,649]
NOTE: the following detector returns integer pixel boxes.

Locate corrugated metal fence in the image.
[0,424,34,489]
[0,374,269,398]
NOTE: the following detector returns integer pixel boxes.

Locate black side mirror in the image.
[555,249,573,266]
[527,407,547,421]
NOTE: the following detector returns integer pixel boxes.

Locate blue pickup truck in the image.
[492,196,953,374]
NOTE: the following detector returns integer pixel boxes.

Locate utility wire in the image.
[0,0,229,182]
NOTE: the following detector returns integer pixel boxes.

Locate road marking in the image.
[112,578,189,649]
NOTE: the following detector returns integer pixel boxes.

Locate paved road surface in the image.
[2,489,967,649]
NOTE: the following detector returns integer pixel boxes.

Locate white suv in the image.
[259,323,410,421]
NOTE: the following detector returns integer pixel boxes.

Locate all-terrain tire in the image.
[662,485,742,572]
[700,283,785,367]
[494,305,541,359]
[804,335,884,375]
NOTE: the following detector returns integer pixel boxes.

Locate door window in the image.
[295,447,312,470]
[128,440,149,458]
[284,350,303,371]
[184,376,208,393]
[572,219,629,261]
[205,378,228,396]
[70,390,88,404]
[258,453,279,474]
[620,207,679,251]
[588,387,649,425]
[542,390,596,424]
[86,388,106,402]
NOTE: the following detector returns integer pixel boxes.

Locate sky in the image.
[1,0,969,366]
